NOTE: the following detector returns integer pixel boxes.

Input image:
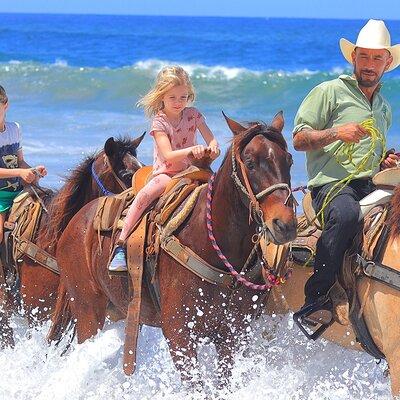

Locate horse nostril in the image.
[272,219,297,242]
[272,218,285,232]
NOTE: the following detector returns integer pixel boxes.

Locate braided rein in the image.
[206,173,292,291]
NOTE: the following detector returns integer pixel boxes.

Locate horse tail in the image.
[47,282,75,347]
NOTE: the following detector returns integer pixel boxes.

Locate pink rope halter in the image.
[206,173,292,291]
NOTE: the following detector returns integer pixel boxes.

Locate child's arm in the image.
[197,121,220,160]
[16,149,47,183]
[153,131,207,161]
[0,166,36,183]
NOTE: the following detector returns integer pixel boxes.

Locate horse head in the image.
[92,133,145,195]
[224,111,297,244]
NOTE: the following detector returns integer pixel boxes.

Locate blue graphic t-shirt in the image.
[0,121,22,192]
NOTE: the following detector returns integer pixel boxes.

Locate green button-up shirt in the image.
[293,74,392,188]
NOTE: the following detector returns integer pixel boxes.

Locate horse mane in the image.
[234,121,287,152]
[37,153,97,250]
[221,121,288,165]
[36,135,140,251]
[387,185,400,237]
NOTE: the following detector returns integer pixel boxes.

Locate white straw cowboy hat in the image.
[340,19,400,72]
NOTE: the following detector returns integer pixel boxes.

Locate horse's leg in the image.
[162,324,201,387]
[19,263,59,326]
[385,350,400,396]
[72,291,108,343]
[0,285,14,348]
[214,335,235,387]
[159,257,202,386]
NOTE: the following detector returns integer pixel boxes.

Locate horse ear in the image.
[104,137,117,157]
[271,111,284,132]
[222,111,247,136]
[131,131,146,149]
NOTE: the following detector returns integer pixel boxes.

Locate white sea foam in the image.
[0,59,352,81]
[132,59,349,80]
[134,59,255,80]
[0,314,391,399]
[53,58,69,67]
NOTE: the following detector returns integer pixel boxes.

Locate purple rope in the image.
[91,161,115,196]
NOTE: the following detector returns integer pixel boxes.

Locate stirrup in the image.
[293,297,334,340]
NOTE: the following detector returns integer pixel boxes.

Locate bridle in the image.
[206,138,296,291]
[230,140,296,235]
[91,153,129,196]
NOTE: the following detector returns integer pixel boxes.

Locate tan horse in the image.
[263,187,400,397]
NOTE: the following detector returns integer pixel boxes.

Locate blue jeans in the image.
[304,179,375,302]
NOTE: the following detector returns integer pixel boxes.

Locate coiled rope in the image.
[316,118,386,227]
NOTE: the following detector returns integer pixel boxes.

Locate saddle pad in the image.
[372,166,400,188]
[93,188,135,232]
[132,166,153,196]
[95,169,210,233]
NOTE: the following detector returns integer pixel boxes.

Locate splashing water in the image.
[0,314,391,400]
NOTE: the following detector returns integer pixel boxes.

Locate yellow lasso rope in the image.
[315,118,386,228]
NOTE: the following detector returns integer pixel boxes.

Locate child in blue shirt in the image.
[0,85,47,243]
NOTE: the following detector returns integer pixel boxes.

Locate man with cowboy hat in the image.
[292,19,400,327]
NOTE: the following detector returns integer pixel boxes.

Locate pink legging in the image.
[119,173,172,242]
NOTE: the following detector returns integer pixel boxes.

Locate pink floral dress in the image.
[150,107,205,176]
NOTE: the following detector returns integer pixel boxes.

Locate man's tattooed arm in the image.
[293,128,339,151]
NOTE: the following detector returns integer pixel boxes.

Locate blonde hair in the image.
[137,66,195,117]
[0,85,8,104]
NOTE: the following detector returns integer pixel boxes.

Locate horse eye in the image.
[245,160,255,170]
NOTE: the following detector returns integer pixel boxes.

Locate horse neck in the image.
[211,150,258,266]
[37,159,105,249]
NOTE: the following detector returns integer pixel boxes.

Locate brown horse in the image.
[0,134,144,348]
[264,187,400,397]
[48,112,297,386]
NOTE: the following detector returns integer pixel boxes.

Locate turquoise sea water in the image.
[0,14,399,190]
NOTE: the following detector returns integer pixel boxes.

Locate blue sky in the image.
[0,0,399,20]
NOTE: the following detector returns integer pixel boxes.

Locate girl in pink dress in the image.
[109,66,220,271]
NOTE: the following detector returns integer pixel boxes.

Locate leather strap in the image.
[16,239,59,274]
[349,285,385,359]
[347,212,389,360]
[123,213,148,375]
[104,154,128,192]
[161,235,234,287]
[0,257,6,287]
[357,254,400,292]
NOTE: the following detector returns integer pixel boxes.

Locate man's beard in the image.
[354,68,383,88]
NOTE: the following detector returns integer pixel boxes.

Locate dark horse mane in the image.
[37,136,137,251]
[37,153,98,251]
[387,185,400,237]
[220,121,288,166]
[236,121,287,151]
